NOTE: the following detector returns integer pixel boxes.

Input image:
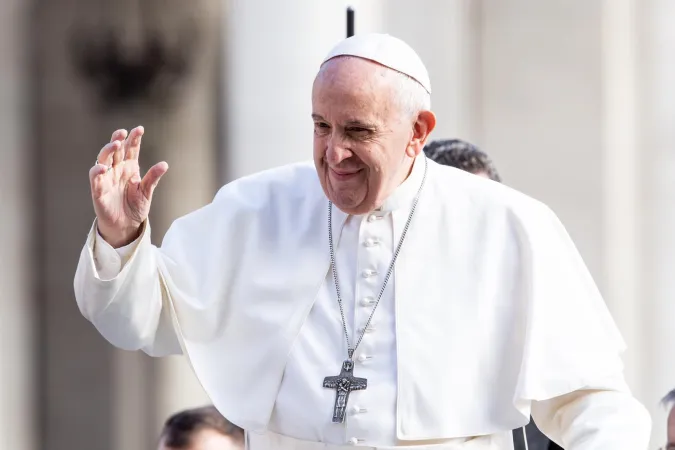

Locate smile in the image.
[329,167,363,181]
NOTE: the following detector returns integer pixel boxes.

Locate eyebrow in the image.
[311,114,377,129]
[344,120,377,129]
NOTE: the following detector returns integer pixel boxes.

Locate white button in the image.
[348,437,359,445]
[360,296,375,306]
[358,321,376,333]
[362,269,377,278]
[364,238,379,247]
[350,405,367,415]
[367,214,377,222]
[357,354,371,362]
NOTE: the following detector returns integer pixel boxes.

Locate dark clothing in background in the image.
[513,419,564,450]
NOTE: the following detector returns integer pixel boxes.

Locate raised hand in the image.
[89,126,168,248]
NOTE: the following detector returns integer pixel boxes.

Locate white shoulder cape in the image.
[74,159,625,440]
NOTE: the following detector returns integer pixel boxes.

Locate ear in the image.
[405,110,437,158]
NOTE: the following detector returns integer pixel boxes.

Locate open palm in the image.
[89,127,168,248]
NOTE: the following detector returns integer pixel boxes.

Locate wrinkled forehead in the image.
[315,56,394,87]
[312,57,400,118]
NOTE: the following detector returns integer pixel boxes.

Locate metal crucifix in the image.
[323,359,367,423]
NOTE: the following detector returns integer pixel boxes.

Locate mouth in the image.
[329,167,363,181]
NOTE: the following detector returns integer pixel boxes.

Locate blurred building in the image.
[1,0,674,449]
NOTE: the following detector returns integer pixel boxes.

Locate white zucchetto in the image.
[321,33,432,94]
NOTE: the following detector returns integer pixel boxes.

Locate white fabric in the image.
[245,429,511,449]
[322,34,432,94]
[76,155,651,448]
[266,201,398,443]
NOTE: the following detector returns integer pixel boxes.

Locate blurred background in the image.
[1,0,674,448]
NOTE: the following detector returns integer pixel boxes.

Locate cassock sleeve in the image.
[74,219,182,357]
[512,202,651,448]
[74,181,257,359]
[92,227,139,280]
[530,373,651,449]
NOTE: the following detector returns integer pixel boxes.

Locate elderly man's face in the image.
[311,57,431,214]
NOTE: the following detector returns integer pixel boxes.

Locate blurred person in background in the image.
[424,138,563,450]
[662,389,675,450]
[158,405,244,450]
[75,33,650,449]
[423,139,501,182]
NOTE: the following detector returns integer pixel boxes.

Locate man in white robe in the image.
[74,33,651,449]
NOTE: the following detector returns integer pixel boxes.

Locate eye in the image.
[313,122,331,135]
[346,127,370,138]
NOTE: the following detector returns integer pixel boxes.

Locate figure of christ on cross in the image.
[323,360,368,423]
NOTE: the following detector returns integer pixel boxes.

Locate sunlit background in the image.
[1,0,673,449]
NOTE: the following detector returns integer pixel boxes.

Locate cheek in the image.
[313,136,327,158]
[359,147,387,175]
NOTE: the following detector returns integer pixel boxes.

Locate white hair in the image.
[387,69,431,119]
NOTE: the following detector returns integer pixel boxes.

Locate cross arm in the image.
[323,376,339,388]
[351,377,367,390]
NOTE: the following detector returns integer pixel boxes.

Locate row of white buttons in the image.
[349,214,384,447]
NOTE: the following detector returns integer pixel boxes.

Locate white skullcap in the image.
[321,33,431,94]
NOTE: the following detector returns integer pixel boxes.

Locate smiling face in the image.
[312,57,435,215]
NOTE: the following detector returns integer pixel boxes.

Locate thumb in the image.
[140,161,169,200]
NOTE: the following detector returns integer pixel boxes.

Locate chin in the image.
[331,195,377,215]
[323,177,377,214]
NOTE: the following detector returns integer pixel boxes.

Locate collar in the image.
[329,154,426,229]
[377,153,426,213]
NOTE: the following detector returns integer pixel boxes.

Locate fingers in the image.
[140,161,169,199]
[98,127,142,168]
[89,164,108,197]
[96,140,121,167]
[112,140,124,166]
[125,126,144,160]
[108,129,128,167]
[110,129,128,144]
[89,163,107,181]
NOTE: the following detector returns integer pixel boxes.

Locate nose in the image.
[326,136,353,165]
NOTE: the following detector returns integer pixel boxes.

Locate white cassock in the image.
[74,155,651,449]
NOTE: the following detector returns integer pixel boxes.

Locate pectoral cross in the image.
[323,359,367,423]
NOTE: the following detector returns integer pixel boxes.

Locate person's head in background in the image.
[158,405,244,450]
[662,389,675,449]
[423,139,501,182]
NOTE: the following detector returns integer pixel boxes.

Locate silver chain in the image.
[328,157,428,360]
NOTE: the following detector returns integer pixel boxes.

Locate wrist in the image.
[96,221,143,248]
